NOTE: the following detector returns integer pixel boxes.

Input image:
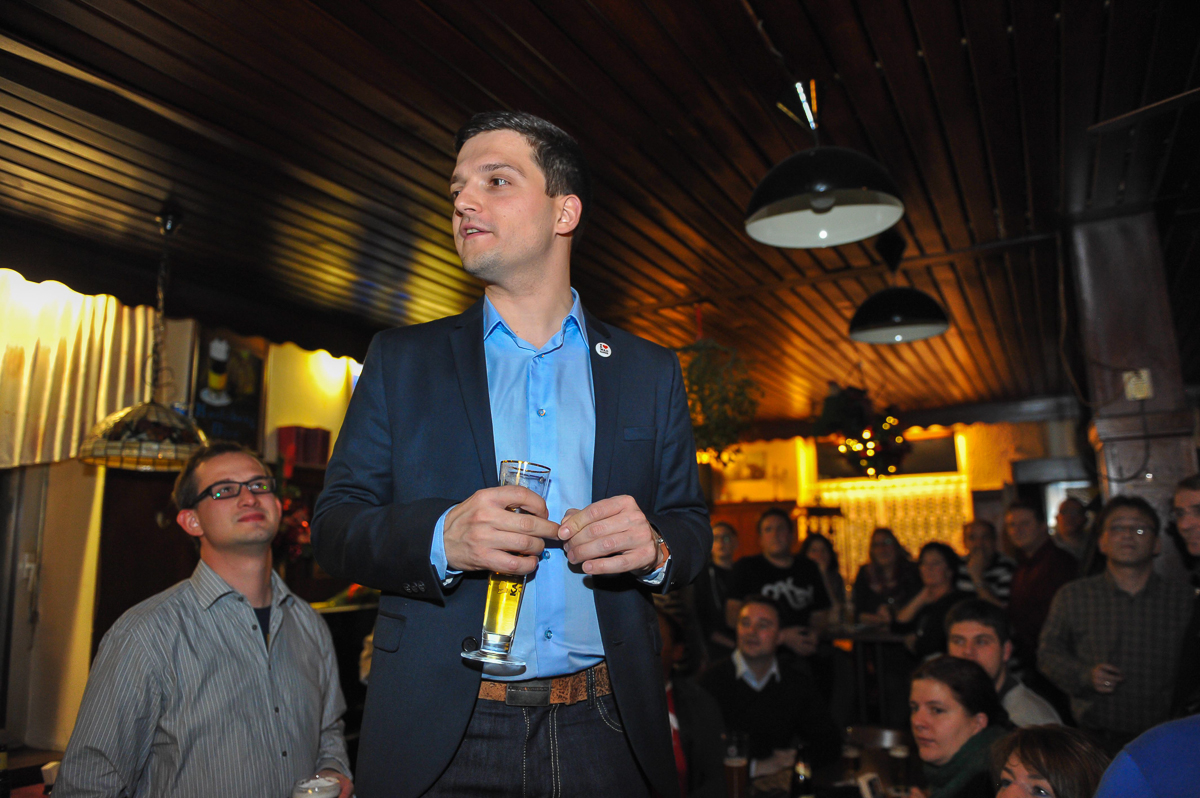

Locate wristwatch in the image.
[652,531,670,570]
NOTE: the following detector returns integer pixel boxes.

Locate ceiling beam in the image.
[604,232,1057,319]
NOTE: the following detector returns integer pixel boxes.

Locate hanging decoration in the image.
[676,338,761,461]
[814,382,911,478]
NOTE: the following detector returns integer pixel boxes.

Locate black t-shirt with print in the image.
[730,554,832,628]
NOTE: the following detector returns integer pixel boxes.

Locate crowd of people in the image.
[668,482,1200,797]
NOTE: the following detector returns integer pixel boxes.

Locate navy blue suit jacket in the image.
[311,298,711,797]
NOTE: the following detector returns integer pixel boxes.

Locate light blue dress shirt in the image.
[432,290,603,679]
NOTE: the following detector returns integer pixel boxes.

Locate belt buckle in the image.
[505,678,552,707]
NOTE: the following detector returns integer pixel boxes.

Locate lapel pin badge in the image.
[596,342,612,358]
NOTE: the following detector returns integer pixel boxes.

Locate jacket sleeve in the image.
[311,334,454,603]
[644,353,711,593]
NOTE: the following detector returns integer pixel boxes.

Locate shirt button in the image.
[544,629,553,640]
[537,408,546,417]
[252,624,258,631]
[282,751,288,757]
[542,551,551,561]
[274,706,279,713]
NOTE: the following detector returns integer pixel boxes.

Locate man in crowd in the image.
[58,442,352,797]
[1039,496,1193,753]
[658,608,725,798]
[1004,500,1078,672]
[693,521,738,661]
[955,519,1015,606]
[1053,497,1090,561]
[1170,474,1200,716]
[701,597,841,778]
[312,111,709,797]
[946,598,1060,727]
[726,509,830,657]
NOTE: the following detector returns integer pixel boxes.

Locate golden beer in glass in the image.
[461,460,551,666]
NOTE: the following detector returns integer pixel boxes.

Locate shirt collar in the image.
[482,288,589,351]
[190,558,295,610]
[732,649,781,692]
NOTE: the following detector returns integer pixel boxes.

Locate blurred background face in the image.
[736,602,781,660]
[804,537,832,571]
[919,550,953,589]
[1056,499,1086,538]
[909,679,986,767]
[758,514,794,560]
[711,523,737,563]
[1173,488,1200,557]
[1099,506,1159,567]
[996,754,1057,798]
[964,522,995,559]
[1005,509,1045,554]
[870,532,897,568]
[947,621,1009,686]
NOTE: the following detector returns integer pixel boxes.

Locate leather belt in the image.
[478,662,611,707]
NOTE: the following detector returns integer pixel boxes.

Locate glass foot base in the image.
[461,649,526,667]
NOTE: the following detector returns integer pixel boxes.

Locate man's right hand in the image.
[1090,663,1124,694]
[443,486,561,573]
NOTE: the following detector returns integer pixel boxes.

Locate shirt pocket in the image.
[373,611,407,652]
[623,426,656,441]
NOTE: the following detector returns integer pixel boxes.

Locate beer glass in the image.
[461,460,551,667]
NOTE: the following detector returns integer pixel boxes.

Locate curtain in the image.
[0,268,153,468]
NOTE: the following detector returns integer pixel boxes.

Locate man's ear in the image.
[555,195,582,235]
[176,509,203,539]
[1002,639,1013,665]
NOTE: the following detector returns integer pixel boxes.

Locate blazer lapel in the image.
[449,299,498,488]
[586,309,618,502]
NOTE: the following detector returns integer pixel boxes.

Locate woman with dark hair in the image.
[801,533,846,620]
[895,543,970,660]
[993,725,1109,798]
[909,656,1009,798]
[853,527,922,624]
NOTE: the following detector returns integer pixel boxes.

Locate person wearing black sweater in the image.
[700,596,841,776]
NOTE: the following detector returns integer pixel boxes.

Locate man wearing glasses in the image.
[57,442,353,798]
[1038,495,1192,754]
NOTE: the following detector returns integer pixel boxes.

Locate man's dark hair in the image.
[1096,494,1160,536]
[965,519,997,541]
[739,594,783,624]
[911,655,1008,727]
[991,726,1110,798]
[173,441,272,511]
[919,541,963,573]
[1005,500,1045,525]
[712,521,738,538]
[455,110,592,239]
[944,598,1010,643]
[756,507,792,534]
[1175,474,1200,494]
[799,533,840,574]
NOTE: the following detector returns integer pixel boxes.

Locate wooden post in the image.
[1070,211,1196,577]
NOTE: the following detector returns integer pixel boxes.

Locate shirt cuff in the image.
[431,506,463,584]
[637,554,670,586]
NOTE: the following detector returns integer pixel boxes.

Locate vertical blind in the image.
[0,269,152,468]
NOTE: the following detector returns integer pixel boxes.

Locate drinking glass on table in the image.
[722,730,750,798]
[460,460,552,667]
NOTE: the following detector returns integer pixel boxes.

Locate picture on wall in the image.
[191,327,268,451]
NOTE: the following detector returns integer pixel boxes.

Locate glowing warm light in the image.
[838,444,847,453]
[888,465,897,473]
[896,436,903,443]
[859,459,867,466]
[867,441,875,448]
[696,451,713,465]
[882,423,890,429]
[867,468,876,476]
[862,430,871,439]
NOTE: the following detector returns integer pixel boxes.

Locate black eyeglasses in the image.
[191,476,277,507]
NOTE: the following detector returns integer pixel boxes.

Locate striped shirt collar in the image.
[732,649,781,692]
[189,558,294,610]
[482,288,589,350]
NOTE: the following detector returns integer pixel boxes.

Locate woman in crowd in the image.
[852,527,921,624]
[895,542,969,660]
[993,725,1109,798]
[800,533,845,621]
[908,656,1009,798]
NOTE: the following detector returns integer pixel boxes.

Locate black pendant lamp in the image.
[746,82,905,248]
[848,228,950,344]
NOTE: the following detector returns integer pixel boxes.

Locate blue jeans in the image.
[423,691,652,797]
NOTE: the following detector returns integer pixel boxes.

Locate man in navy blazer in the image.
[312,110,710,797]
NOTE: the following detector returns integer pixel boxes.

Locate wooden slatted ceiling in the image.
[0,0,1196,420]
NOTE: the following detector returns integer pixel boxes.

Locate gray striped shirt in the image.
[57,560,350,798]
